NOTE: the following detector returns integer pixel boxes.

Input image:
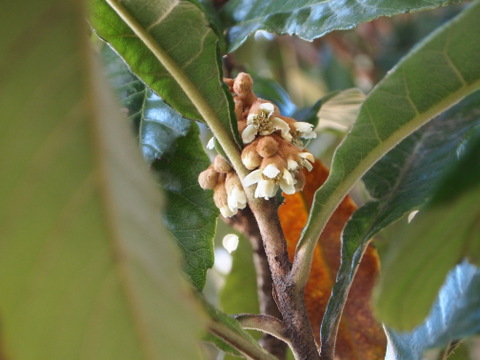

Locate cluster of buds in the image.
[198,155,247,218]
[199,72,317,217]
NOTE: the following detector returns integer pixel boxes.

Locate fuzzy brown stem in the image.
[248,199,321,360]
[226,208,287,359]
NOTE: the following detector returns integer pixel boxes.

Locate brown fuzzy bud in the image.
[257,136,279,158]
[224,78,234,91]
[241,143,262,170]
[237,119,247,135]
[234,73,256,107]
[233,72,253,95]
[198,167,218,190]
[294,171,306,191]
[234,98,244,122]
[213,155,232,173]
[213,182,235,218]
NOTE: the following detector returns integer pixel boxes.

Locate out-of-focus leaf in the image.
[344,91,480,252]
[220,237,259,315]
[102,46,217,290]
[90,0,241,146]
[375,130,480,330]
[297,1,480,276]
[0,2,204,359]
[318,92,480,352]
[252,75,297,117]
[384,262,480,360]
[221,0,462,52]
[278,161,386,359]
[151,126,218,289]
[205,302,276,360]
[316,88,365,132]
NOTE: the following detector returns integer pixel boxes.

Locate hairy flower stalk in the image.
[200,73,322,360]
[200,73,316,217]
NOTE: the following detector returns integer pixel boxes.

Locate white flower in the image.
[287,159,299,171]
[298,152,314,171]
[206,137,216,150]
[263,163,280,178]
[241,103,292,143]
[255,179,277,199]
[294,122,317,139]
[224,174,247,216]
[227,185,247,214]
[219,205,235,218]
[243,164,297,199]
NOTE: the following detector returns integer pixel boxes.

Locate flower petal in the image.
[246,113,257,125]
[263,163,280,179]
[243,169,263,187]
[242,124,258,143]
[228,186,247,212]
[294,122,313,132]
[303,160,313,172]
[206,137,216,150]
[287,159,299,171]
[271,117,290,133]
[220,206,235,218]
[294,122,317,139]
[259,102,275,116]
[255,179,277,199]
[299,152,315,163]
[282,168,295,186]
[280,179,296,195]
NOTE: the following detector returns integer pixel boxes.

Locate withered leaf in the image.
[278,160,386,359]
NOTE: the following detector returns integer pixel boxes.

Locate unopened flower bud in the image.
[213,182,235,218]
[241,143,262,170]
[234,98,244,122]
[294,171,306,191]
[257,136,279,158]
[225,172,247,214]
[198,167,218,190]
[213,155,232,173]
[224,78,234,91]
[233,72,253,96]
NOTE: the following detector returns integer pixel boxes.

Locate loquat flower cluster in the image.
[198,72,316,217]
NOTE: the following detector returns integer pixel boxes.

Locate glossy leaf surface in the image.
[297,1,480,276]
[90,0,241,146]
[385,262,480,360]
[0,1,204,359]
[102,46,217,289]
[336,92,480,307]
[221,0,462,51]
[351,91,480,244]
[376,129,480,330]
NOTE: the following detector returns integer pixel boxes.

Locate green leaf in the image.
[384,262,480,359]
[375,129,480,330]
[0,1,204,359]
[295,0,480,286]
[220,237,259,315]
[319,91,480,346]
[221,0,462,52]
[152,126,218,289]
[346,91,480,258]
[90,0,241,148]
[205,302,277,360]
[102,46,218,289]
